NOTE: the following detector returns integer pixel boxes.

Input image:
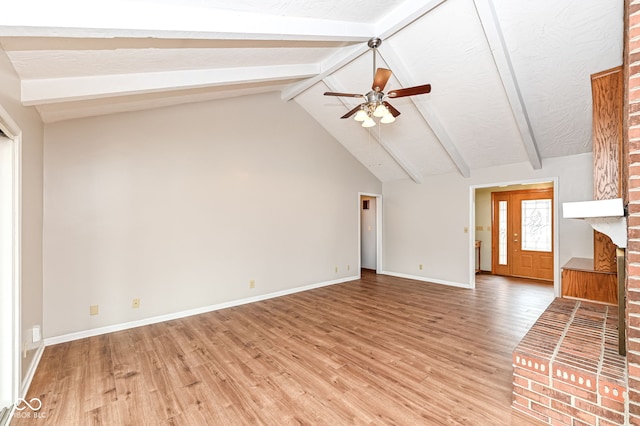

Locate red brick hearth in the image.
[513,298,627,425]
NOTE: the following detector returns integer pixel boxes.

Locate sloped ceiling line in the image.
[282,0,448,101]
[473,0,542,170]
[322,75,423,184]
[377,45,471,178]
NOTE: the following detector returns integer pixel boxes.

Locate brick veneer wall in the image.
[513,299,626,425]
[512,2,640,424]
[629,1,640,425]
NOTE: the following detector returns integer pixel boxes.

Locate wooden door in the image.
[492,189,554,281]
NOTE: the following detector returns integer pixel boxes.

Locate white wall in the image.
[382,153,594,286]
[43,92,381,339]
[0,49,44,385]
[474,188,493,271]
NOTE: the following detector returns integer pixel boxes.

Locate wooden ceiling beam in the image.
[473,0,542,170]
[21,64,318,106]
[0,1,373,42]
[377,46,471,178]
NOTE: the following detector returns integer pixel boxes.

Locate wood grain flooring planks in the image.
[12,272,553,425]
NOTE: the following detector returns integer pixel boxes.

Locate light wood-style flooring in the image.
[13,272,553,425]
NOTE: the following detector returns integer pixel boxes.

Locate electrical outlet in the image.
[249,280,255,289]
[132,298,140,309]
[464,227,469,233]
[347,265,350,271]
[419,264,423,270]
[32,325,41,343]
[90,305,99,316]
[335,266,338,273]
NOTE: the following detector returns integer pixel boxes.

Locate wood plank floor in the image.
[13,271,554,425]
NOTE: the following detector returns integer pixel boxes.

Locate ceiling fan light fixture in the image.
[362,117,376,128]
[354,109,368,122]
[373,104,388,117]
[380,113,396,124]
[323,37,430,128]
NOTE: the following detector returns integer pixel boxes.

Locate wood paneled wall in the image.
[591,66,624,272]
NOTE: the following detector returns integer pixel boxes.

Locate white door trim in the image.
[0,106,22,417]
[469,177,559,295]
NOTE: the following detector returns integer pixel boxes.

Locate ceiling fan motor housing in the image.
[365,91,384,104]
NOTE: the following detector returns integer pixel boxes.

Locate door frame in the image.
[0,106,22,420]
[469,178,560,296]
[358,192,382,274]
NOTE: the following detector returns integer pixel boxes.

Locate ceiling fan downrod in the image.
[368,38,382,84]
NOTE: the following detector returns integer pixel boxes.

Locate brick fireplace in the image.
[628,1,640,424]
[513,299,626,424]
[512,1,640,424]
[623,0,640,425]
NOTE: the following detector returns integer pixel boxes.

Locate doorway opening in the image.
[471,180,559,295]
[0,116,21,425]
[359,193,382,274]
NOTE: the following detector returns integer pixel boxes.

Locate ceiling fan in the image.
[324,37,432,127]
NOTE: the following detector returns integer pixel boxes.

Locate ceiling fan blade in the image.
[340,104,363,119]
[324,92,365,98]
[383,101,401,117]
[387,84,431,98]
[372,68,392,91]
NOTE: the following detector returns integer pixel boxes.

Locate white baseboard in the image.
[44,275,360,346]
[380,271,471,289]
[20,342,45,397]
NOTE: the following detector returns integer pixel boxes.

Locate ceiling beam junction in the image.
[378,46,471,178]
[473,0,542,170]
[281,0,448,101]
[322,76,423,184]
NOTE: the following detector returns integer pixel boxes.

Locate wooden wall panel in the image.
[591,66,623,272]
[561,268,617,305]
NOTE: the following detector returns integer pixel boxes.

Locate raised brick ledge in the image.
[513,297,628,424]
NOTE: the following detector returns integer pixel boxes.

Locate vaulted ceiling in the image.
[0,0,623,182]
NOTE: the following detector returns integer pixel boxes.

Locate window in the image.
[521,199,552,252]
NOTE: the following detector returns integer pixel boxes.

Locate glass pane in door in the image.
[521,199,552,252]
[498,200,507,265]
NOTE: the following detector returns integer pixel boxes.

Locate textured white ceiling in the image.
[0,0,624,182]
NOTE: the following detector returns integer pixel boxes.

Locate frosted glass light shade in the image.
[373,104,388,117]
[354,109,368,122]
[380,113,396,124]
[362,117,376,127]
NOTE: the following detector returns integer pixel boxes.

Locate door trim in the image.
[358,192,382,274]
[469,178,559,296]
[0,106,22,421]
